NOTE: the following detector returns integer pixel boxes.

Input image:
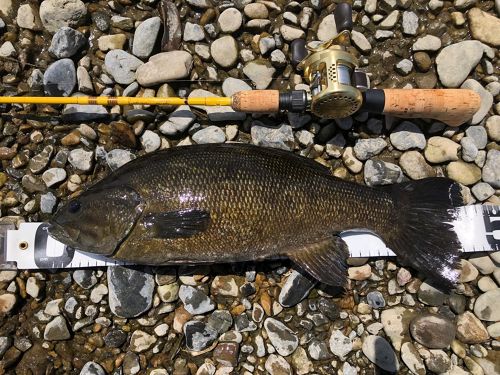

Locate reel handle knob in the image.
[334,3,353,32]
[290,39,308,69]
[359,89,481,127]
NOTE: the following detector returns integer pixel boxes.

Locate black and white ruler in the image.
[0,205,499,270]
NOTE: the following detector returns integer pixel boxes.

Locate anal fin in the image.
[287,236,349,287]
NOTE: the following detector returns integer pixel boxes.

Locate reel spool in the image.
[299,32,368,119]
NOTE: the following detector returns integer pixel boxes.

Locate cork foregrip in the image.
[383,89,481,127]
[231,90,280,113]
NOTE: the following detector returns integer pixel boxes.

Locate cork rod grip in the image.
[382,89,481,127]
[231,90,280,113]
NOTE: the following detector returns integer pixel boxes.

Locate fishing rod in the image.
[0,4,481,127]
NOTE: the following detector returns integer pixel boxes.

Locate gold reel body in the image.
[301,34,363,119]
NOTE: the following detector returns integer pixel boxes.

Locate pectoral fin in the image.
[287,236,349,287]
[143,209,210,239]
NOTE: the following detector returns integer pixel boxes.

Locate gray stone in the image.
[29,145,53,174]
[482,149,500,188]
[417,281,446,306]
[412,35,441,51]
[140,130,160,153]
[259,36,275,55]
[73,270,97,289]
[68,149,93,172]
[104,49,143,85]
[44,316,71,341]
[42,168,66,187]
[471,182,494,201]
[380,10,400,29]
[425,350,451,374]
[401,342,426,375]
[362,335,399,372]
[364,159,404,186]
[473,288,500,321]
[436,41,484,88]
[222,77,252,97]
[184,22,205,42]
[410,314,456,348]
[79,361,106,375]
[179,285,215,315]
[280,24,305,41]
[375,30,394,40]
[460,79,493,124]
[192,126,226,144]
[329,330,352,360]
[62,101,108,122]
[40,192,57,214]
[106,149,136,171]
[251,123,295,151]
[136,51,193,87]
[132,17,161,59]
[265,354,292,375]
[107,266,154,318]
[351,30,371,53]
[461,137,479,162]
[16,3,41,31]
[395,59,413,76]
[465,126,488,149]
[39,0,87,33]
[48,26,85,58]
[159,105,196,136]
[187,0,211,8]
[243,60,276,89]
[129,330,157,353]
[218,8,242,33]
[0,337,12,358]
[353,138,387,160]
[278,270,316,308]
[264,318,299,356]
[402,11,419,35]
[399,151,435,180]
[367,291,386,309]
[43,58,76,96]
[317,14,337,41]
[211,35,238,68]
[184,321,218,351]
[390,121,425,150]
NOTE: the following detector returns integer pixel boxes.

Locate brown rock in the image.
[456,311,489,344]
[468,8,500,47]
[111,121,137,148]
[213,342,239,367]
[61,130,81,146]
[413,52,432,72]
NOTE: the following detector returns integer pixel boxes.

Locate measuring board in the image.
[0,204,499,270]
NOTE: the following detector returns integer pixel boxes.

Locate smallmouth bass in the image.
[48,144,463,290]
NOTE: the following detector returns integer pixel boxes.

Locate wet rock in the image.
[424,136,460,163]
[218,8,242,33]
[39,0,87,33]
[401,342,426,375]
[105,50,143,85]
[129,330,157,353]
[29,145,53,174]
[179,285,215,315]
[436,41,484,88]
[133,17,161,59]
[410,313,456,348]
[390,121,426,150]
[482,149,500,188]
[136,51,193,87]
[49,26,85,58]
[108,266,154,318]
[291,346,313,375]
[104,329,128,349]
[308,340,332,360]
[353,138,387,160]
[44,316,70,340]
[364,159,404,186]
[44,58,76,96]
[80,361,106,375]
[213,342,239,367]
[207,310,233,335]
[425,349,452,373]
[123,352,140,375]
[362,335,399,372]
[243,60,276,89]
[367,291,386,309]
[264,318,299,356]
[251,123,294,151]
[184,321,218,351]
[460,79,493,125]
[456,311,489,344]
[278,270,316,308]
[468,8,500,46]
[329,330,352,360]
[412,35,441,51]
[473,289,500,321]
[417,281,446,306]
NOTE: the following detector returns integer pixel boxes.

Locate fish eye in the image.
[68,201,81,214]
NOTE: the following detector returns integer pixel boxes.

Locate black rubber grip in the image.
[358,89,385,114]
[334,3,353,32]
[279,90,308,112]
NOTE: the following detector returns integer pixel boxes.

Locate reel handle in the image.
[360,89,481,127]
[334,3,353,32]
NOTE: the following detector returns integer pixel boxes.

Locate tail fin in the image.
[381,178,464,292]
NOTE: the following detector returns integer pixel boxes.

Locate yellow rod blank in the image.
[0,96,233,107]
